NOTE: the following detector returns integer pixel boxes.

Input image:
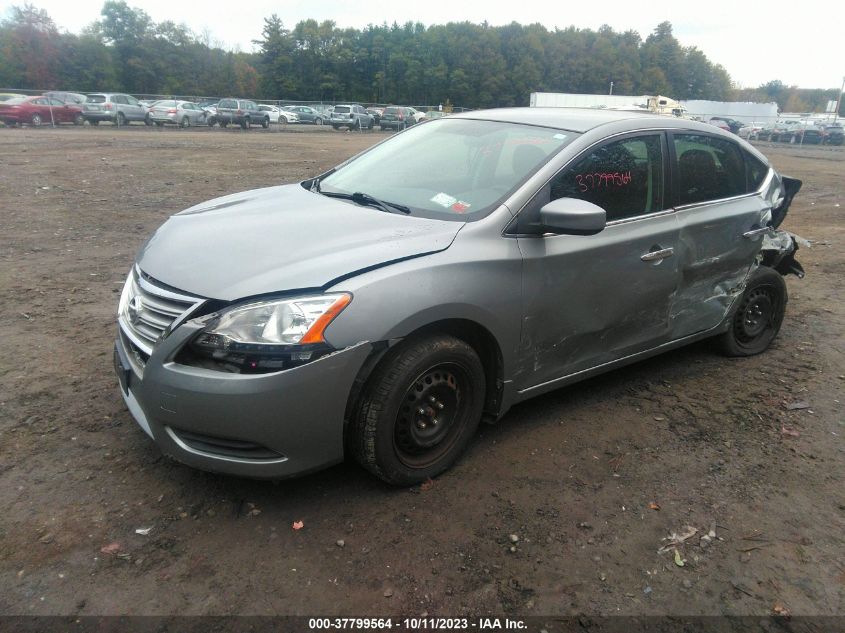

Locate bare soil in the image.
[0,127,843,619]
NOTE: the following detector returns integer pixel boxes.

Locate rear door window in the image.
[549,134,665,222]
[673,133,745,205]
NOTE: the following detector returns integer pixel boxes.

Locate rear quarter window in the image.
[218,99,236,108]
[745,151,768,192]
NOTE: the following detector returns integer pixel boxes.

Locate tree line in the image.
[1,1,842,115]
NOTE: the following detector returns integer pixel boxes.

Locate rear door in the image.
[668,132,772,337]
[515,132,680,391]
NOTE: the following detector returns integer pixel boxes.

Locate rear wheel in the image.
[241,118,250,130]
[116,112,126,126]
[261,117,269,128]
[351,335,486,485]
[715,267,787,357]
[220,120,228,128]
[73,113,85,126]
[315,117,323,126]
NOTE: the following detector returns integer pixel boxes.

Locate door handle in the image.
[641,247,674,262]
[742,226,772,239]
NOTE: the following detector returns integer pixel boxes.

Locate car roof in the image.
[451,107,720,134]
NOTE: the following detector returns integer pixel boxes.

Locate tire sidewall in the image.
[719,267,787,356]
[358,336,485,485]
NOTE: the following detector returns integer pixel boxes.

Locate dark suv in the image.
[214,99,269,129]
[380,106,416,130]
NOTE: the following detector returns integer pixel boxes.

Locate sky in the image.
[2,0,843,91]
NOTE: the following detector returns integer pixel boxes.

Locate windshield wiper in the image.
[320,191,411,214]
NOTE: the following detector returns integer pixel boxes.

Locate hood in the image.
[137,184,463,301]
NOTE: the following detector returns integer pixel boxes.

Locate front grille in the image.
[118,267,203,359]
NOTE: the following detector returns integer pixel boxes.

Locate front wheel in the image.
[116,112,126,126]
[351,335,486,485]
[73,113,85,126]
[714,267,787,357]
[315,118,323,126]
[31,113,43,127]
[241,118,250,130]
[180,116,190,128]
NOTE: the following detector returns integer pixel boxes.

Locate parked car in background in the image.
[738,122,766,139]
[791,125,824,145]
[366,108,383,125]
[214,98,269,129]
[708,116,743,134]
[82,93,149,126]
[149,100,209,127]
[770,120,802,142]
[258,105,298,124]
[0,93,26,102]
[113,109,803,485]
[330,104,374,130]
[379,106,416,130]
[283,105,325,125]
[822,124,844,145]
[45,91,88,106]
[408,107,426,124]
[0,95,85,127]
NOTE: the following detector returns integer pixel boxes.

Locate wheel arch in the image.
[343,318,505,451]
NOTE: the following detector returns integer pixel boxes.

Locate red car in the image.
[0,96,85,127]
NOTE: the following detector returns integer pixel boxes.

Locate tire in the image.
[354,118,361,130]
[90,120,99,126]
[714,267,787,357]
[220,120,228,128]
[241,118,250,130]
[155,121,165,127]
[144,114,152,126]
[31,113,42,127]
[261,117,269,129]
[315,118,323,126]
[351,334,486,485]
[73,113,85,126]
[116,112,126,126]
[180,116,190,128]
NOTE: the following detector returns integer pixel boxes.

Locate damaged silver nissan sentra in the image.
[114,108,804,484]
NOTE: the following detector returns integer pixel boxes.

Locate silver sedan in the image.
[149,100,209,127]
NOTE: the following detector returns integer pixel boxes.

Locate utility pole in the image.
[609,81,614,96]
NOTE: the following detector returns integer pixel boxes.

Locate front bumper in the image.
[114,322,372,479]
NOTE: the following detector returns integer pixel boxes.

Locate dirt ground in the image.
[0,126,843,621]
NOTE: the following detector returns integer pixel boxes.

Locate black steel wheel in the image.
[715,267,786,356]
[351,335,485,485]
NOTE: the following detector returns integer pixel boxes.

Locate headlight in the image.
[183,293,352,373]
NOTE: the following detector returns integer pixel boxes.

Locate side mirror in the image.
[539,198,606,236]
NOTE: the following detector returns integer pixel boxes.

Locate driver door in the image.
[515,132,680,391]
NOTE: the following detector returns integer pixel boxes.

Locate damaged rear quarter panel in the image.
[671,190,773,337]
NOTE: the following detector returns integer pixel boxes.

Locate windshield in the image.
[319,118,577,220]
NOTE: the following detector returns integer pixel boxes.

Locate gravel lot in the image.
[0,126,842,620]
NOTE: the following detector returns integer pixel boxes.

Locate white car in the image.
[739,122,767,139]
[257,105,299,124]
[407,107,426,123]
